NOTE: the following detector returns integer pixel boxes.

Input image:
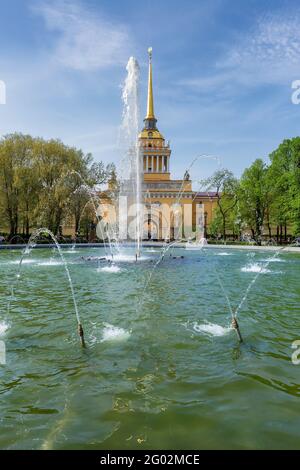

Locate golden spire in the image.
[146,47,155,119]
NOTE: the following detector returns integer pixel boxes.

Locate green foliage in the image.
[0,133,112,238]
[205,137,300,244]
[239,159,272,244]
[202,169,239,240]
[269,138,300,236]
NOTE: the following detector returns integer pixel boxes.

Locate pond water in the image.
[0,246,299,449]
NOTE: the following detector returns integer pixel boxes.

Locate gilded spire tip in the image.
[145,47,155,120]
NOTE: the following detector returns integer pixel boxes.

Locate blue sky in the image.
[0,0,300,181]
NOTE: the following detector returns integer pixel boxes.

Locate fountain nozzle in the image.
[231,316,243,343]
[78,323,86,347]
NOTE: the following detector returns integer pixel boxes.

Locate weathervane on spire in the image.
[144,46,156,125]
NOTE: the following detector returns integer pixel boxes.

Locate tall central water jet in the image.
[119,56,142,258]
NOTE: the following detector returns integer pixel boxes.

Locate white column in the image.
[151,155,154,172]
[146,155,149,172]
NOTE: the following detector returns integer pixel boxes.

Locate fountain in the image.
[3,58,145,358]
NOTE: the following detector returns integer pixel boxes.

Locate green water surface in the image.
[0,246,299,449]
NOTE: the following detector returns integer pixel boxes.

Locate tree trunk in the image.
[26,216,29,238]
[284,224,287,242]
[8,218,15,239]
[75,216,80,235]
[255,208,262,245]
[268,222,272,239]
[25,201,30,238]
[54,208,63,236]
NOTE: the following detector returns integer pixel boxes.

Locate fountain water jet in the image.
[234,246,288,318]
[7,228,85,347]
[54,169,116,261]
[8,235,27,245]
[118,56,142,259]
[211,245,291,343]
[77,194,112,259]
[140,155,221,301]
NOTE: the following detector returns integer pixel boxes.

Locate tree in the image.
[31,138,88,234]
[202,169,239,241]
[65,162,116,236]
[239,159,272,245]
[0,133,111,238]
[0,133,38,237]
[269,138,300,238]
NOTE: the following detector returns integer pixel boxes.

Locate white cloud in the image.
[32,0,132,70]
[222,13,300,84]
[181,11,300,92]
[226,14,300,68]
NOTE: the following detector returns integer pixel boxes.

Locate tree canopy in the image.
[0,133,114,239]
[204,137,300,243]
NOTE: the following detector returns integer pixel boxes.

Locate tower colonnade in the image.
[143,155,170,173]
